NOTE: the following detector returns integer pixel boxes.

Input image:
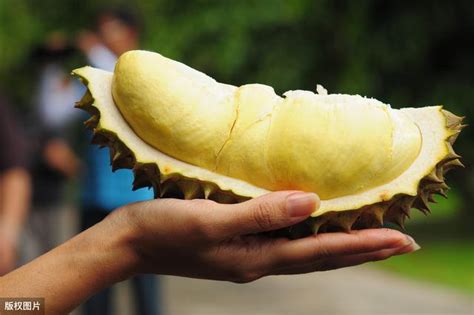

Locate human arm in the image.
[0,98,31,275]
[0,191,418,314]
[0,168,31,275]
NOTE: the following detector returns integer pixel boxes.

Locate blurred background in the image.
[0,1,472,314]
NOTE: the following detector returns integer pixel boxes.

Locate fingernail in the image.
[404,235,421,252]
[410,242,421,252]
[286,192,319,217]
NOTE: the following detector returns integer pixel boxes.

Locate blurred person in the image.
[77,9,159,315]
[23,33,82,263]
[0,92,31,275]
[0,191,420,315]
[77,8,140,72]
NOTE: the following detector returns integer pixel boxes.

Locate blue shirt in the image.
[81,136,153,211]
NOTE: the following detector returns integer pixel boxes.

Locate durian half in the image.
[73,50,464,237]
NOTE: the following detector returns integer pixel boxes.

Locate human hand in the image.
[43,139,81,178]
[0,230,18,276]
[0,191,419,314]
[110,191,419,283]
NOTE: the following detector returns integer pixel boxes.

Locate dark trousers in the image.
[81,208,161,315]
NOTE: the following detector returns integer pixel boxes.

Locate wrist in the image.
[105,205,163,275]
[95,209,143,280]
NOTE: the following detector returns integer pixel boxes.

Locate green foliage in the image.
[0,0,472,212]
[407,191,463,223]
[379,240,474,294]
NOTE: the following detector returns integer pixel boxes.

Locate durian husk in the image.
[73,68,465,239]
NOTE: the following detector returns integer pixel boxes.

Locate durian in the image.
[72,50,464,238]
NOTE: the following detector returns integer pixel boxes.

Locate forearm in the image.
[0,168,31,239]
[0,218,138,314]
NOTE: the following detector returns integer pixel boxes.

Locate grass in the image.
[378,239,474,294]
[376,190,474,295]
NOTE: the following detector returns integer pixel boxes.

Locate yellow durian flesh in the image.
[112,51,238,172]
[72,50,464,236]
[228,90,422,199]
[112,50,421,200]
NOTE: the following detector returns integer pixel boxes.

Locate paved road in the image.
[98,266,473,315]
[160,267,473,315]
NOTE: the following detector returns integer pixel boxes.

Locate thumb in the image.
[215,191,320,237]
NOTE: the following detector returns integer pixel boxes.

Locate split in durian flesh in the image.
[73,50,464,237]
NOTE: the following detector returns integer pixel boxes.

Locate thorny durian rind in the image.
[72,51,464,238]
